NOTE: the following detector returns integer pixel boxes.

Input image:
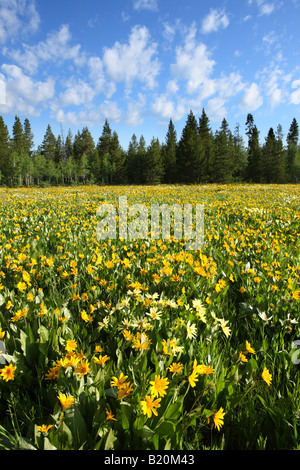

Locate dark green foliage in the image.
[41,124,57,162]
[144,137,164,184]
[162,119,177,183]
[0,112,298,187]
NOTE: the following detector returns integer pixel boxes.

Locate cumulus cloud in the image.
[102,25,160,91]
[56,78,96,108]
[290,80,300,104]
[0,0,40,44]
[151,93,187,121]
[133,0,158,11]
[201,8,230,34]
[6,24,85,74]
[250,0,282,16]
[0,64,55,115]
[55,100,122,127]
[125,93,146,126]
[239,83,263,112]
[206,96,228,122]
[170,23,215,94]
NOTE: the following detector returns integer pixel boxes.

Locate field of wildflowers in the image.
[0,183,300,450]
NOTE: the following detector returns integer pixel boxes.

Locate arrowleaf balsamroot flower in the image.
[213,407,226,431]
[117,381,134,400]
[168,362,184,374]
[0,363,16,382]
[57,393,75,409]
[140,395,161,418]
[105,409,117,421]
[261,367,272,386]
[65,339,77,352]
[74,359,91,377]
[149,375,169,398]
[111,372,128,388]
[37,424,53,433]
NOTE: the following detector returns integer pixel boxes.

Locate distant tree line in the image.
[0,109,299,187]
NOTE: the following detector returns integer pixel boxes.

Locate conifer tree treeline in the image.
[0,111,299,187]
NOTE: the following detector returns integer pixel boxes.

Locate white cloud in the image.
[162,22,177,42]
[56,78,96,108]
[0,0,40,44]
[6,24,85,74]
[171,23,215,94]
[239,83,263,112]
[258,1,275,15]
[55,100,122,127]
[253,0,282,16]
[0,64,55,115]
[292,79,300,89]
[256,64,292,108]
[133,0,158,11]
[216,72,245,99]
[102,25,160,91]
[151,93,187,121]
[206,96,227,122]
[88,56,116,98]
[166,79,179,94]
[290,80,300,104]
[125,93,146,126]
[201,8,230,34]
[0,74,6,105]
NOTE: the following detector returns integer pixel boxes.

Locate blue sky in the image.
[1,0,300,150]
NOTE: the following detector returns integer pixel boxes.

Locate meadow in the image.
[0,183,299,450]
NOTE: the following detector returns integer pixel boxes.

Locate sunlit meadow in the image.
[0,183,300,450]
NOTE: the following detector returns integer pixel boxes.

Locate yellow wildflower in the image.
[140,395,161,418]
[57,393,75,409]
[261,367,272,386]
[149,375,169,398]
[0,363,16,382]
[213,407,226,431]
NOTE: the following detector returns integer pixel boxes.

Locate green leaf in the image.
[64,407,88,447]
[104,428,117,450]
[155,420,175,437]
[165,396,184,420]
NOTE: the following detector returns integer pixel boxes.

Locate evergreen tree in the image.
[127,134,139,184]
[97,120,112,183]
[245,115,262,182]
[41,124,57,162]
[110,130,127,184]
[198,109,214,182]
[0,116,11,181]
[73,126,95,161]
[177,110,202,183]
[286,118,299,182]
[65,129,74,160]
[97,120,112,159]
[12,115,24,154]
[274,124,286,183]
[54,135,63,164]
[262,127,276,183]
[162,119,177,183]
[212,118,234,183]
[23,118,34,157]
[145,137,164,184]
[137,135,147,184]
[232,123,247,181]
